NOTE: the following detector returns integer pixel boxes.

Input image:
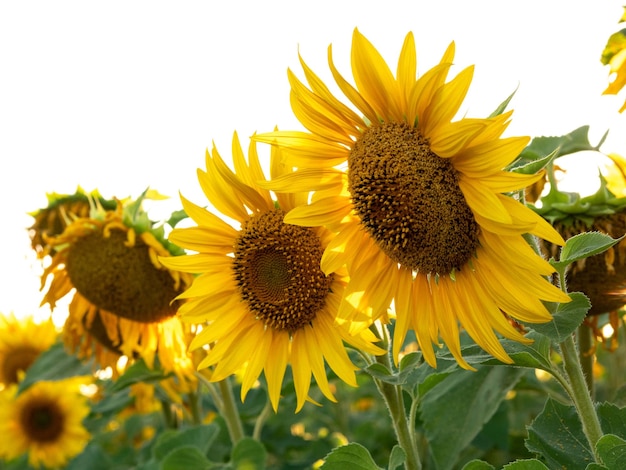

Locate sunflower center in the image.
[1,346,41,385]
[66,229,179,323]
[348,121,480,275]
[20,400,64,443]
[233,209,333,332]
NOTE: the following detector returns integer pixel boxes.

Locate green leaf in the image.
[160,446,212,470]
[488,87,517,118]
[526,398,594,469]
[153,424,219,460]
[517,126,604,162]
[509,149,557,175]
[231,437,267,470]
[111,358,170,392]
[502,459,550,469]
[596,434,626,470]
[388,445,406,470]
[320,443,383,470]
[166,209,188,228]
[420,366,524,470]
[530,292,591,343]
[66,443,113,470]
[553,232,623,270]
[461,459,496,469]
[598,402,626,437]
[18,342,94,393]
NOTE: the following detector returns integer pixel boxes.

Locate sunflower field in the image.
[4,5,626,470]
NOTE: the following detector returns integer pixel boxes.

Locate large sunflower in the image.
[160,133,383,412]
[39,194,195,379]
[0,380,90,468]
[0,313,57,387]
[255,29,571,369]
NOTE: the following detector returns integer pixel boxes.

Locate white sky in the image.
[2,1,626,318]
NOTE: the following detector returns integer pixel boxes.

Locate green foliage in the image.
[526,398,595,469]
[320,443,383,470]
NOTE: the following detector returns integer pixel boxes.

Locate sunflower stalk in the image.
[217,377,245,444]
[370,323,422,470]
[577,323,596,399]
[554,269,604,462]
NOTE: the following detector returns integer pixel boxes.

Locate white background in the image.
[1,1,626,319]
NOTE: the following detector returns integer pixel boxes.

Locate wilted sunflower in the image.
[0,313,57,387]
[28,187,116,258]
[255,29,571,369]
[39,193,195,379]
[0,380,90,469]
[160,133,383,412]
[536,160,626,351]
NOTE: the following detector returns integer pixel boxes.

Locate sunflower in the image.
[39,194,195,379]
[28,187,116,258]
[0,313,57,387]
[601,8,626,113]
[159,132,383,412]
[0,380,90,469]
[254,29,571,369]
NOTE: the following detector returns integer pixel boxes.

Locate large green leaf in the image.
[502,459,550,469]
[231,437,267,469]
[461,460,496,470]
[526,398,594,469]
[552,232,623,272]
[18,342,95,393]
[160,446,212,470]
[320,443,383,470]
[153,424,219,460]
[515,126,605,163]
[111,358,171,392]
[420,366,524,470]
[598,402,626,437]
[595,434,626,470]
[530,292,590,343]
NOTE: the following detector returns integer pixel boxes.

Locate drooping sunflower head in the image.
[160,132,382,411]
[0,313,57,388]
[256,29,570,369]
[40,190,195,379]
[28,187,117,258]
[0,380,91,469]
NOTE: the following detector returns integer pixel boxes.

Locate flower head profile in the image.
[160,133,382,411]
[256,29,571,369]
[0,380,90,468]
[39,192,194,379]
[0,313,57,387]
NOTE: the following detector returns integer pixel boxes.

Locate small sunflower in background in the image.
[160,133,383,412]
[0,379,91,469]
[0,313,57,388]
[28,187,117,259]
[39,190,195,380]
[601,6,626,112]
[255,29,570,369]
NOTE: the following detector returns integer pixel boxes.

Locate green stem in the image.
[553,267,603,459]
[560,335,603,459]
[252,399,273,441]
[218,377,245,444]
[195,373,244,444]
[577,323,595,399]
[371,324,422,470]
[188,390,202,425]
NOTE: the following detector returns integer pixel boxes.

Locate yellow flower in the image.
[0,313,57,387]
[0,380,90,468]
[160,133,383,412]
[40,197,195,380]
[255,29,570,369]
